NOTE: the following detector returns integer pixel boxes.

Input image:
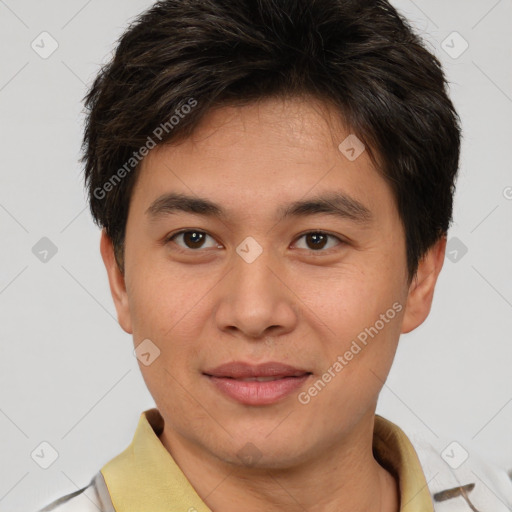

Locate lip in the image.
[203,361,312,405]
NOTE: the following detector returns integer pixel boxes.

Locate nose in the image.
[213,243,299,341]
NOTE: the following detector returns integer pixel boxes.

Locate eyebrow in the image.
[146,191,372,224]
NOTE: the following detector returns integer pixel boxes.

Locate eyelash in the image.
[164,229,345,254]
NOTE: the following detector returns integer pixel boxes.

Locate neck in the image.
[159,411,399,512]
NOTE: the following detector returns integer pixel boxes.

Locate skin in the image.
[101,95,446,512]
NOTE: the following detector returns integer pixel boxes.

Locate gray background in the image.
[0,0,511,510]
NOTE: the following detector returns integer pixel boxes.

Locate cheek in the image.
[127,257,193,327]
[304,263,405,375]
[301,265,398,329]
[127,269,212,371]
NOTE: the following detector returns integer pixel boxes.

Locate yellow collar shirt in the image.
[38,408,512,512]
[100,409,432,511]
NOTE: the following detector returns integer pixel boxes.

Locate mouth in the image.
[225,376,300,382]
[203,361,312,405]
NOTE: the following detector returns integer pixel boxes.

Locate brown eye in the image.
[167,230,220,250]
[294,231,343,252]
[306,233,328,250]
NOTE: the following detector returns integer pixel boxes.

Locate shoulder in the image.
[36,472,115,512]
[408,430,512,511]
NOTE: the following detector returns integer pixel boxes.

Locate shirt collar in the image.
[373,414,434,511]
[101,408,434,512]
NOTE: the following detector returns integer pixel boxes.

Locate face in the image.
[102,95,445,469]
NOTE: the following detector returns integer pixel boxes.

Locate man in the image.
[38,0,512,510]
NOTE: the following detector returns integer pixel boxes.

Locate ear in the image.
[401,235,447,334]
[99,229,133,334]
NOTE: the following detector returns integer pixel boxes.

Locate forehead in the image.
[180,96,356,156]
[131,96,396,225]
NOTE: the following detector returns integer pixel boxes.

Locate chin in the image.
[208,435,312,472]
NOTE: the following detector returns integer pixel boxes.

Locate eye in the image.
[166,230,221,251]
[293,231,344,252]
[165,229,344,253]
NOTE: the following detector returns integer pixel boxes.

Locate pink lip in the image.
[203,361,312,405]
